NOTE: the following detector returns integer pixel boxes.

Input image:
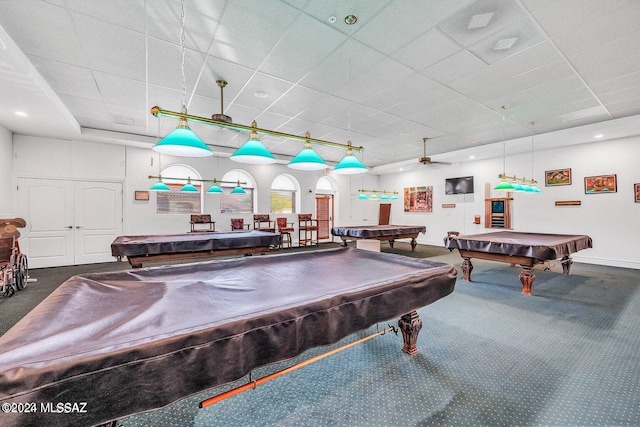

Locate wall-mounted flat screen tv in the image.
[445,176,474,195]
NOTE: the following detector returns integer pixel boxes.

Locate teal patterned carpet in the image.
[2,244,639,426]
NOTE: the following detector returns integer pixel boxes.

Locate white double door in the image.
[18,178,123,268]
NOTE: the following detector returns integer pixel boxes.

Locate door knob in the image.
[75,226,83,229]
[66,226,73,229]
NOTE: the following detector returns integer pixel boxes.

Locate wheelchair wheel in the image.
[16,254,28,290]
[3,284,15,297]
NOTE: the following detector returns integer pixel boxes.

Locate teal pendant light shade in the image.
[333,142,367,175]
[380,193,390,201]
[358,192,368,200]
[230,123,276,165]
[180,178,198,192]
[369,193,379,201]
[390,194,399,201]
[288,135,328,170]
[531,184,542,193]
[207,181,223,194]
[150,178,170,191]
[231,181,246,194]
[494,177,515,191]
[153,115,213,158]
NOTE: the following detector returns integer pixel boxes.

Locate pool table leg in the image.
[461,257,473,281]
[410,238,417,251]
[398,310,422,355]
[388,239,395,248]
[519,267,535,295]
[560,256,572,275]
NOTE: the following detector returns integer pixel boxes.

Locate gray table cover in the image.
[111,230,280,257]
[0,247,456,427]
[331,225,426,239]
[443,231,593,260]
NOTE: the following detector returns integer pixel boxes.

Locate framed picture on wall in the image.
[134,190,150,201]
[635,183,640,203]
[584,174,617,194]
[403,186,433,212]
[545,168,572,186]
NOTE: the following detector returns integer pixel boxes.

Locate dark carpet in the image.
[1,242,638,426]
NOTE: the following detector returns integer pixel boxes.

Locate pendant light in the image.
[150,175,171,191]
[230,180,247,194]
[288,132,328,170]
[230,121,277,164]
[333,15,367,175]
[152,0,212,158]
[180,178,198,192]
[493,106,515,191]
[207,179,223,194]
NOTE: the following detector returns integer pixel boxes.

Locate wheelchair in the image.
[0,218,29,298]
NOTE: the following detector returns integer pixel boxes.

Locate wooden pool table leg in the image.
[519,267,535,295]
[461,257,473,281]
[388,239,395,248]
[410,238,417,251]
[560,256,572,275]
[398,310,422,355]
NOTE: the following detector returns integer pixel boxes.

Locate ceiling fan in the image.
[418,138,450,165]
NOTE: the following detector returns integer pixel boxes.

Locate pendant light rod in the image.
[148,175,246,185]
[357,189,399,195]
[151,106,364,152]
[497,173,538,186]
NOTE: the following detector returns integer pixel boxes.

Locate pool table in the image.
[444,231,593,295]
[111,230,280,267]
[0,247,456,427]
[331,225,427,251]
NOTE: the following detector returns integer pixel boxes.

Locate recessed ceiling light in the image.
[594,134,604,138]
[15,111,27,117]
[469,155,475,159]
[468,12,494,29]
[254,91,268,98]
[399,167,404,171]
[494,37,518,50]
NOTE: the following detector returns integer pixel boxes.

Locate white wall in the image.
[379,135,640,269]
[0,126,13,215]
[6,131,640,269]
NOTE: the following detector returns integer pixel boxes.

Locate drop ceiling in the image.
[0,0,639,169]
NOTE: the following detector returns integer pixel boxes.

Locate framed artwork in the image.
[404,186,433,213]
[584,174,617,194]
[635,183,640,203]
[134,190,150,201]
[545,168,572,186]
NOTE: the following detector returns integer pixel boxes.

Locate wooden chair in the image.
[230,218,250,231]
[190,214,215,232]
[276,217,294,249]
[253,214,276,233]
[298,214,318,247]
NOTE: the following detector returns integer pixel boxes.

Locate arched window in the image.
[220,170,255,213]
[271,174,299,213]
[315,176,336,194]
[156,164,202,214]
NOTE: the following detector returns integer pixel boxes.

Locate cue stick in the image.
[199,326,395,409]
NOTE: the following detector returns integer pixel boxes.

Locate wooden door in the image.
[315,195,332,241]
[379,203,391,225]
